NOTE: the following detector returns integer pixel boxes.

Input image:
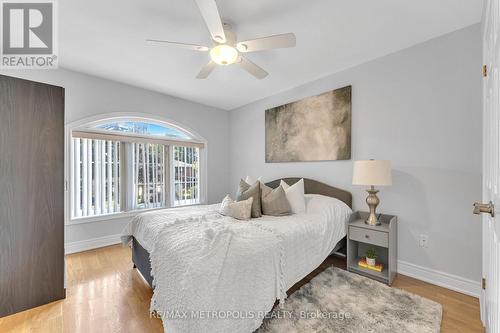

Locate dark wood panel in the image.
[0,74,65,317]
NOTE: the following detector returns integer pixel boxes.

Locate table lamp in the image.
[352,160,392,226]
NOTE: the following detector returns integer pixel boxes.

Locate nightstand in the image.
[347,211,397,285]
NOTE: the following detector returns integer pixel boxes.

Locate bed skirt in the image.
[132,237,154,287]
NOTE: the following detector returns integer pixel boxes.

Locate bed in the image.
[122,178,352,333]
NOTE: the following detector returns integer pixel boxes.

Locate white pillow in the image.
[245,176,263,185]
[305,194,352,217]
[219,195,254,220]
[280,179,306,214]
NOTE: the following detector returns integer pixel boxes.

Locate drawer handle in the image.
[365,234,370,239]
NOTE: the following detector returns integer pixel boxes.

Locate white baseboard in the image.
[65,234,122,254]
[64,236,481,298]
[397,260,481,298]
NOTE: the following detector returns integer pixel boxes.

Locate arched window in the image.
[95,121,192,139]
[68,115,207,221]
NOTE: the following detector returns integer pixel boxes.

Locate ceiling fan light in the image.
[210,44,239,65]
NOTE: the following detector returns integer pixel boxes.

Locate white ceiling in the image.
[59,0,483,110]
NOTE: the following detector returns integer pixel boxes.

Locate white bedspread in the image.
[121,196,350,333]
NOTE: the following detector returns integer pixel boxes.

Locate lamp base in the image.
[365,186,381,226]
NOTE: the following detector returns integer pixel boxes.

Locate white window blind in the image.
[134,143,166,209]
[70,119,205,221]
[72,138,121,218]
[173,146,200,206]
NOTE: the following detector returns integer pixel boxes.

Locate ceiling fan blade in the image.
[194,0,226,43]
[236,33,296,53]
[238,57,268,79]
[196,61,217,79]
[146,39,209,51]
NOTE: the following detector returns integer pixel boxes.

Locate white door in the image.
[481,1,500,332]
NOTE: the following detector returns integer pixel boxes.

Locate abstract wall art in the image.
[265,85,352,162]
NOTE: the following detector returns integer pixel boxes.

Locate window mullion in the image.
[74,138,81,218]
[100,140,106,214]
[94,140,101,215]
[152,145,157,207]
[113,142,119,212]
[82,139,88,215]
[86,140,93,216]
[134,143,139,209]
[163,145,167,207]
[156,145,160,207]
[142,143,147,208]
[119,142,127,212]
[107,141,112,213]
[170,146,175,207]
[184,146,187,204]
[197,147,201,204]
[154,145,158,207]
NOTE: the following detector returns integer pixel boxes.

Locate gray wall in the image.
[229,24,482,282]
[0,68,230,245]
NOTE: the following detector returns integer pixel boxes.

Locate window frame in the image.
[64,113,208,225]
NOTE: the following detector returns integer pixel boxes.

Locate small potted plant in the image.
[365,248,377,266]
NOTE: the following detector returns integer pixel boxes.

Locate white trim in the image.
[65,234,122,254]
[72,129,205,148]
[68,112,206,143]
[397,260,481,298]
[63,238,481,299]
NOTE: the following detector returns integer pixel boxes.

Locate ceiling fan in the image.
[146,0,296,79]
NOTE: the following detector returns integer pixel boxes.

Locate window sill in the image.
[66,202,204,226]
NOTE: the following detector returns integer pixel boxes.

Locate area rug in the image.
[257,267,442,333]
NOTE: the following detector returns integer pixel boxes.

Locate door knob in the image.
[473,201,495,217]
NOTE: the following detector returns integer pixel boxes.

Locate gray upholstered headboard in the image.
[265,177,352,208]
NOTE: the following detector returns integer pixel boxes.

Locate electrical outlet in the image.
[419,234,429,248]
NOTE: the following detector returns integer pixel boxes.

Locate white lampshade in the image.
[352,160,392,186]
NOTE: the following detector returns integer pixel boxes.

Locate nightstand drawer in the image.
[349,226,389,247]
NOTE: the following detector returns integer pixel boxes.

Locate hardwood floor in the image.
[0,244,484,333]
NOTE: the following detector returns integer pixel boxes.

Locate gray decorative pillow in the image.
[237,179,262,218]
[260,183,291,216]
[219,195,253,220]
